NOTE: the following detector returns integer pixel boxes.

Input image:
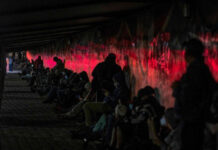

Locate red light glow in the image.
[26,34,218,108]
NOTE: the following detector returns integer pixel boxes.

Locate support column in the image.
[0,47,6,110]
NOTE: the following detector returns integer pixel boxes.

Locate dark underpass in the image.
[0,73,89,150]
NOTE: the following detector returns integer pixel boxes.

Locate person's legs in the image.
[110,127,116,147]
[105,114,115,145]
[9,64,13,71]
[116,127,123,149]
[83,102,111,127]
[43,86,58,103]
[57,89,66,103]
[29,76,35,86]
[66,100,87,116]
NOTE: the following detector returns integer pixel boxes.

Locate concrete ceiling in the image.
[0,0,160,50]
[0,0,217,50]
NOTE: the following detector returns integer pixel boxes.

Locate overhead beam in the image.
[0,16,112,34]
[0,1,156,50]
[0,0,155,15]
[0,25,90,38]
[3,30,80,42]
[0,2,148,27]
[3,31,76,43]
[4,33,77,46]
[7,39,55,46]
[6,41,51,49]
[6,43,52,51]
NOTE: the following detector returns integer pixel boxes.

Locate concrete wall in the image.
[0,47,6,110]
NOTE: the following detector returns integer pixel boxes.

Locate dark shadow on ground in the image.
[4,91,32,94]
[0,116,75,128]
[3,96,41,100]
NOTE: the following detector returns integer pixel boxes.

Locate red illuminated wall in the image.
[26,34,218,108]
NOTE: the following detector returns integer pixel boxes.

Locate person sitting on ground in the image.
[52,56,65,76]
[83,80,115,128]
[117,86,164,150]
[71,71,90,96]
[110,95,130,150]
[101,72,129,145]
[64,54,122,118]
[70,72,129,143]
[20,59,32,77]
[58,71,90,109]
[82,71,128,125]
[57,72,92,119]
[58,81,93,119]
[43,71,68,104]
[44,70,90,110]
[47,57,65,86]
[28,56,44,90]
[70,72,129,144]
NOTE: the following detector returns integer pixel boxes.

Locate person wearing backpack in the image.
[172,39,216,150]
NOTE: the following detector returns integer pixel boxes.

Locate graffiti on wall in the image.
[26,33,218,108]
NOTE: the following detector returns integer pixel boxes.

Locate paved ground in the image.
[0,73,88,150]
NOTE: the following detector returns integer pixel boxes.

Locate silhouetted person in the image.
[172,39,216,150]
[34,56,43,71]
[123,55,136,101]
[53,56,64,75]
[91,53,122,101]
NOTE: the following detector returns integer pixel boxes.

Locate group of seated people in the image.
[20,53,183,150]
[19,58,33,76]
[20,56,90,111]
[20,39,218,150]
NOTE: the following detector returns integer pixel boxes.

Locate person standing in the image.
[91,53,122,101]
[8,56,13,71]
[34,56,44,71]
[172,39,216,150]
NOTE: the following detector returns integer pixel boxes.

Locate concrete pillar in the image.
[217,133,218,150]
[0,47,6,110]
